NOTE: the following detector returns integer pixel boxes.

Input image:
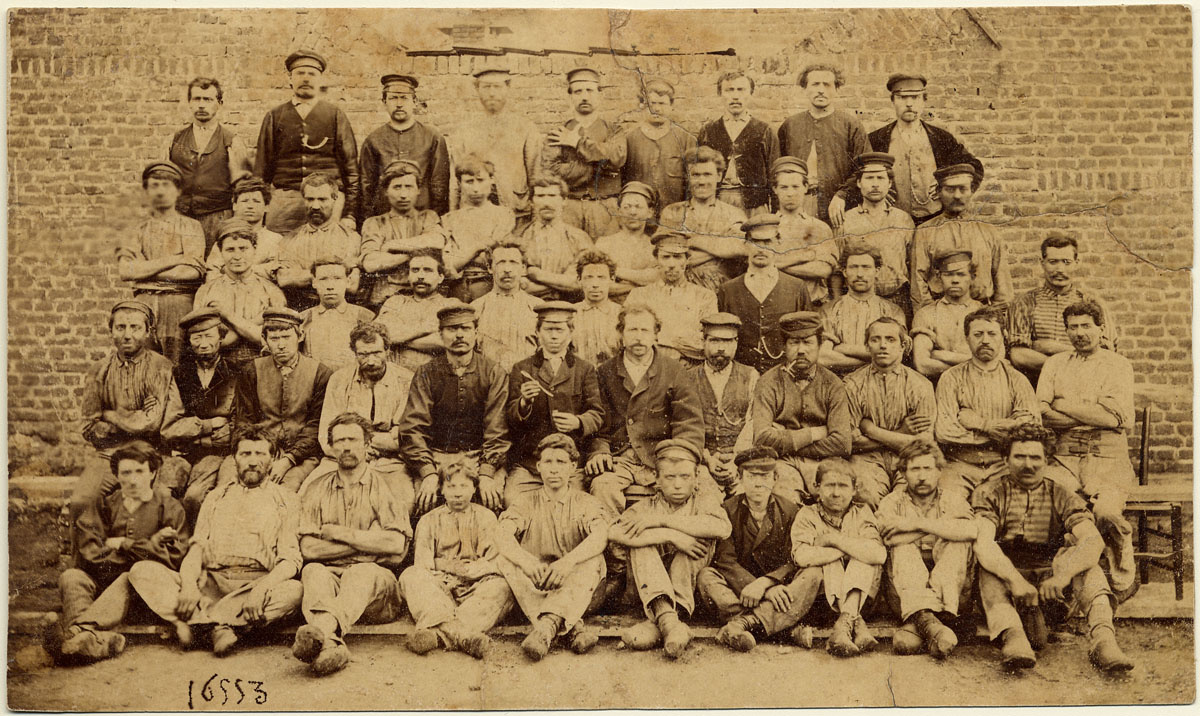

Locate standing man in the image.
[294,413,411,676]
[828,74,982,228]
[777,65,869,223]
[626,230,719,366]
[518,175,594,300]
[622,78,697,209]
[375,248,458,373]
[275,173,362,311]
[545,67,626,239]
[911,164,1012,312]
[449,68,542,222]
[471,242,543,371]
[359,159,444,309]
[118,162,207,364]
[255,50,359,234]
[934,307,1040,503]
[833,153,913,314]
[398,301,511,515]
[911,249,981,380]
[168,77,253,253]
[717,216,815,374]
[817,242,905,376]
[698,71,780,214]
[360,74,451,220]
[572,250,624,367]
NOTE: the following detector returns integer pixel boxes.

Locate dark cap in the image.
[771,156,808,176]
[382,159,422,179]
[566,67,601,85]
[619,180,658,207]
[650,229,689,253]
[436,300,478,327]
[933,163,981,185]
[742,214,781,239]
[934,247,973,270]
[381,74,419,91]
[473,68,511,79]
[700,312,743,331]
[111,300,155,325]
[654,439,701,464]
[533,300,577,321]
[262,306,304,328]
[142,161,182,184]
[285,49,327,73]
[856,152,895,171]
[179,307,223,334]
[216,218,255,241]
[779,311,822,339]
[734,445,779,471]
[886,73,927,94]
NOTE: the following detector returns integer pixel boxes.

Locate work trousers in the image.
[978,548,1113,641]
[885,540,972,621]
[129,561,301,629]
[697,568,817,635]
[498,554,604,635]
[398,567,513,633]
[301,562,404,643]
[628,541,716,619]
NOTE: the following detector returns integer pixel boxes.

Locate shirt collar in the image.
[276,354,300,373]
[539,487,572,505]
[1039,281,1078,297]
[745,264,778,282]
[315,302,349,315]
[869,361,905,376]
[115,349,149,368]
[335,463,371,487]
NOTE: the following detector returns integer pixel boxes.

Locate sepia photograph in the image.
[6,4,1195,711]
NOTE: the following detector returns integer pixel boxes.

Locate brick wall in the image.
[7,7,1193,474]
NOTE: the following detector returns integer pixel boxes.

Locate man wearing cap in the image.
[752,311,852,505]
[833,153,914,314]
[361,74,450,220]
[255,50,359,234]
[716,216,816,374]
[593,181,660,299]
[376,248,458,373]
[161,308,240,525]
[192,218,288,366]
[625,230,719,366]
[471,242,542,371]
[911,248,981,379]
[518,174,594,300]
[770,156,838,305]
[586,303,707,514]
[572,250,624,366]
[506,302,604,502]
[843,317,936,509]
[118,161,208,364]
[275,172,363,310]
[205,179,284,283]
[910,163,1013,312]
[829,74,983,229]
[398,300,511,515]
[232,307,334,491]
[698,446,807,652]
[359,159,444,308]
[72,301,180,527]
[622,78,697,210]
[545,67,626,239]
[658,146,749,293]
[818,241,906,376]
[935,307,1039,503]
[449,68,542,221]
[609,439,732,659]
[686,313,759,497]
[698,70,780,214]
[777,64,870,222]
[168,77,254,253]
[1008,234,1118,377]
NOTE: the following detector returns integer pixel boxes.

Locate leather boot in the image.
[1000,627,1036,670]
[827,613,859,657]
[1089,631,1134,674]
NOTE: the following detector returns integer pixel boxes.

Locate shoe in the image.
[1019,607,1049,651]
[1089,632,1134,674]
[520,617,557,662]
[892,621,924,655]
[311,643,351,676]
[442,620,490,660]
[407,629,439,655]
[567,624,599,655]
[914,611,957,659]
[173,621,194,649]
[61,628,125,662]
[790,624,815,649]
[620,619,662,651]
[716,617,756,653]
[211,626,237,657]
[658,612,692,660]
[1000,628,1037,670]
[292,624,325,664]
[851,615,877,653]
[827,613,859,658]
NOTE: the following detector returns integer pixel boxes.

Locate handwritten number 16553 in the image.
[187,674,266,709]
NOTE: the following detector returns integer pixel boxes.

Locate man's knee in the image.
[301,562,332,583]
[58,568,93,592]
[270,579,304,607]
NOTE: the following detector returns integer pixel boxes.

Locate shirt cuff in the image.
[419,464,439,480]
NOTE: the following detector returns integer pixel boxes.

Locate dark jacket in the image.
[232,355,333,464]
[697,116,780,212]
[162,355,238,460]
[170,124,240,217]
[710,493,800,590]
[74,491,187,582]
[506,350,604,470]
[254,100,360,221]
[717,273,815,374]
[835,121,983,206]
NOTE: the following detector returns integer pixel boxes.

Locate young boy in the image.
[494,434,611,661]
[400,462,514,659]
[300,257,376,371]
[441,156,516,302]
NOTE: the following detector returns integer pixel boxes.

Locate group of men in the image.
[52,52,1141,677]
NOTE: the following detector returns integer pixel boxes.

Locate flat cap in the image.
[382,159,422,179]
[216,218,256,240]
[533,300,576,320]
[179,307,223,334]
[650,229,689,253]
[262,306,304,327]
[700,312,743,330]
[779,311,822,339]
[285,49,326,73]
[619,180,658,207]
[654,439,701,464]
[856,152,895,170]
[567,67,601,85]
[111,300,155,325]
[734,445,779,470]
[886,73,927,94]
[742,214,781,239]
[473,68,511,79]
[381,74,419,91]
[771,156,808,175]
[142,161,182,184]
[933,163,981,185]
[934,247,973,269]
[436,300,478,327]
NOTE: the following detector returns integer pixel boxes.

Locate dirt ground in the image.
[6,619,1195,710]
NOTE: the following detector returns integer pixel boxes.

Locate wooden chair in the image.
[1126,405,1188,600]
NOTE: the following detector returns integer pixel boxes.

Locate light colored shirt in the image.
[875,488,972,552]
[887,124,941,219]
[471,289,542,371]
[743,265,780,304]
[911,212,1013,311]
[278,222,361,275]
[704,361,734,402]
[205,225,283,282]
[376,293,457,373]
[572,299,622,366]
[843,362,935,448]
[193,272,287,329]
[911,297,982,354]
[835,205,914,299]
[301,302,376,371]
[498,488,611,561]
[116,211,206,292]
[441,204,515,282]
[626,280,718,361]
[623,353,652,387]
[520,220,593,275]
[415,503,500,570]
[449,111,542,212]
[820,293,905,348]
[319,363,415,456]
[934,360,1039,449]
[595,229,656,272]
[298,463,412,566]
[192,481,301,573]
[1036,349,1134,433]
[790,502,881,565]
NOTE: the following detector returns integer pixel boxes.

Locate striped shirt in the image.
[934,359,1039,449]
[572,299,622,367]
[835,205,914,298]
[844,362,935,445]
[910,212,1014,311]
[117,212,206,292]
[972,475,1092,568]
[1006,283,1117,351]
[820,293,905,348]
[81,349,177,456]
[911,297,982,354]
[1036,349,1134,433]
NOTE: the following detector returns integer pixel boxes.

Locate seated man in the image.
[972,425,1133,673]
[934,307,1039,503]
[300,257,376,372]
[495,434,611,661]
[375,248,458,373]
[911,249,980,380]
[519,174,594,300]
[293,413,412,676]
[788,458,886,657]
[506,302,604,503]
[593,181,659,299]
[275,172,362,311]
[471,242,542,372]
[441,155,515,303]
[129,429,303,656]
[698,447,805,652]
[626,230,719,366]
[571,250,623,366]
[359,159,444,309]
[876,439,974,659]
[608,440,732,659]
[204,178,283,283]
[231,307,333,491]
[1038,300,1136,596]
[400,463,514,659]
[752,311,852,505]
[843,317,936,508]
[770,157,837,305]
[818,241,905,376]
[398,301,511,515]
[52,443,187,664]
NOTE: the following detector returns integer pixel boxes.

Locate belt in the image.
[1056,430,1121,457]
[946,446,1001,467]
